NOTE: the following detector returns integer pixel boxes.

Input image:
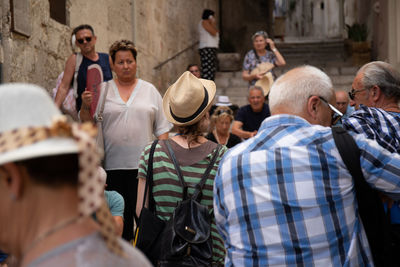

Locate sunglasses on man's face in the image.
[318,96,343,125]
[77,37,92,44]
[348,88,368,100]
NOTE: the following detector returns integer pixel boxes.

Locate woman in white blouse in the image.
[80,40,171,241]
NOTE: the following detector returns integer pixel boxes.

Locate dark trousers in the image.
[199,47,217,81]
[106,169,138,241]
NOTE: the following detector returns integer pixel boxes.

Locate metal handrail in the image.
[153,41,199,70]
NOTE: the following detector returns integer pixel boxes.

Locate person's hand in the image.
[266,38,276,50]
[249,130,257,138]
[380,193,394,209]
[81,90,93,110]
[253,73,264,80]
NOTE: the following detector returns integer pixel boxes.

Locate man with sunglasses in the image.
[342,61,400,265]
[214,65,400,266]
[54,24,112,112]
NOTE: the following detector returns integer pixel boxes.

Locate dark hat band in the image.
[170,87,209,123]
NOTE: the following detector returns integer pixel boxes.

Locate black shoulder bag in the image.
[134,140,165,262]
[158,140,222,267]
[332,126,393,267]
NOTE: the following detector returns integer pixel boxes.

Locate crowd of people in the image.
[1,11,400,267]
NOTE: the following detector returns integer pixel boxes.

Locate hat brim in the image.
[216,103,232,107]
[0,137,79,166]
[163,78,216,126]
[255,73,274,96]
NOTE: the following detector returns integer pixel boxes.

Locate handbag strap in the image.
[73,52,83,98]
[95,82,109,123]
[253,49,261,65]
[142,140,159,211]
[332,126,364,182]
[332,126,391,265]
[165,140,221,202]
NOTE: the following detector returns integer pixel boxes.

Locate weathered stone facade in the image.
[0,0,218,95]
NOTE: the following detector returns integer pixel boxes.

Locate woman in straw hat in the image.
[242,30,286,86]
[80,40,171,241]
[0,84,150,266]
[136,71,227,265]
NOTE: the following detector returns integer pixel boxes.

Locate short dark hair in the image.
[72,24,94,36]
[202,9,215,20]
[16,154,79,187]
[109,39,137,63]
[187,64,200,71]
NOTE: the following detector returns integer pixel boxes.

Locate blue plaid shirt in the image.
[342,105,400,154]
[343,105,400,224]
[214,114,400,266]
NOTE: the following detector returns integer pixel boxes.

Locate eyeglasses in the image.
[318,96,343,125]
[77,37,92,44]
[348,88,368,100]
[215,109,233,116]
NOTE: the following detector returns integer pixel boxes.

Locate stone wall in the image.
[1,0,71,91]
[0,0,218,96]
[133,0,218,94]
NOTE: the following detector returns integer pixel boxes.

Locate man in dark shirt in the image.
[232,86,270,139]
[54,24,112,112]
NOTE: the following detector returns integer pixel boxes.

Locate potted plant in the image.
[346,23,371,66]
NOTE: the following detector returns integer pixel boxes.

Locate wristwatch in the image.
[272,48,278,52]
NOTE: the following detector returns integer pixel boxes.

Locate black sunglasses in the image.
[348,88,368,100]
[318,96,343,125]
[77,37,92,44]
[215,109,233,116]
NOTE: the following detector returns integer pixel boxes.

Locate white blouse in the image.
[96,79,172,170]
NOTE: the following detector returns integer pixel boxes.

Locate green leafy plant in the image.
[346,23,368,42]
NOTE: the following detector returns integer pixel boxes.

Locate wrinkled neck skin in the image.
[5,183,97,266]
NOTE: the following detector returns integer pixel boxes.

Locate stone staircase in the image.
[215,38,358,108]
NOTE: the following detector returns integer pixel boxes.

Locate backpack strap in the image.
[192,144,222,202]
[142,140,159,211]
[332,126,391,266]
[165,140,222,202]
[73,52,83,98]
[165,140,188,200]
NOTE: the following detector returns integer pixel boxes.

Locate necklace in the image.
[213,130,228,146]
[22,216,80,260]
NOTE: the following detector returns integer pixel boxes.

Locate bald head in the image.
[269,65,333,115]
[335,91,349,114]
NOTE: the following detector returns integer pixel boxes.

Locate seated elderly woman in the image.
[206,106,241,148]
[0,84,150,266]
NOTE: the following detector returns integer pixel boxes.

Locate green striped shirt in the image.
[138,139,227,264]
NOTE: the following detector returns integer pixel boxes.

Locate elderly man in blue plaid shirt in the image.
[214,65,400,266]
[342,61,400,265]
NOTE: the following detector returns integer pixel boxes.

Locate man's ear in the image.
[306,96,319,120]
[371,85,381,102]
[2,163,25,199]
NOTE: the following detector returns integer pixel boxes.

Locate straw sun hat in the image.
[0,83,123,255]
[163,71,216,126]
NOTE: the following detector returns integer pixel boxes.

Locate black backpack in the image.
[156,140,221,267]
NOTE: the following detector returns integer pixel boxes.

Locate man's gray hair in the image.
[269,65,333,114]
[248,85,264,97]
[358,61,400,100]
